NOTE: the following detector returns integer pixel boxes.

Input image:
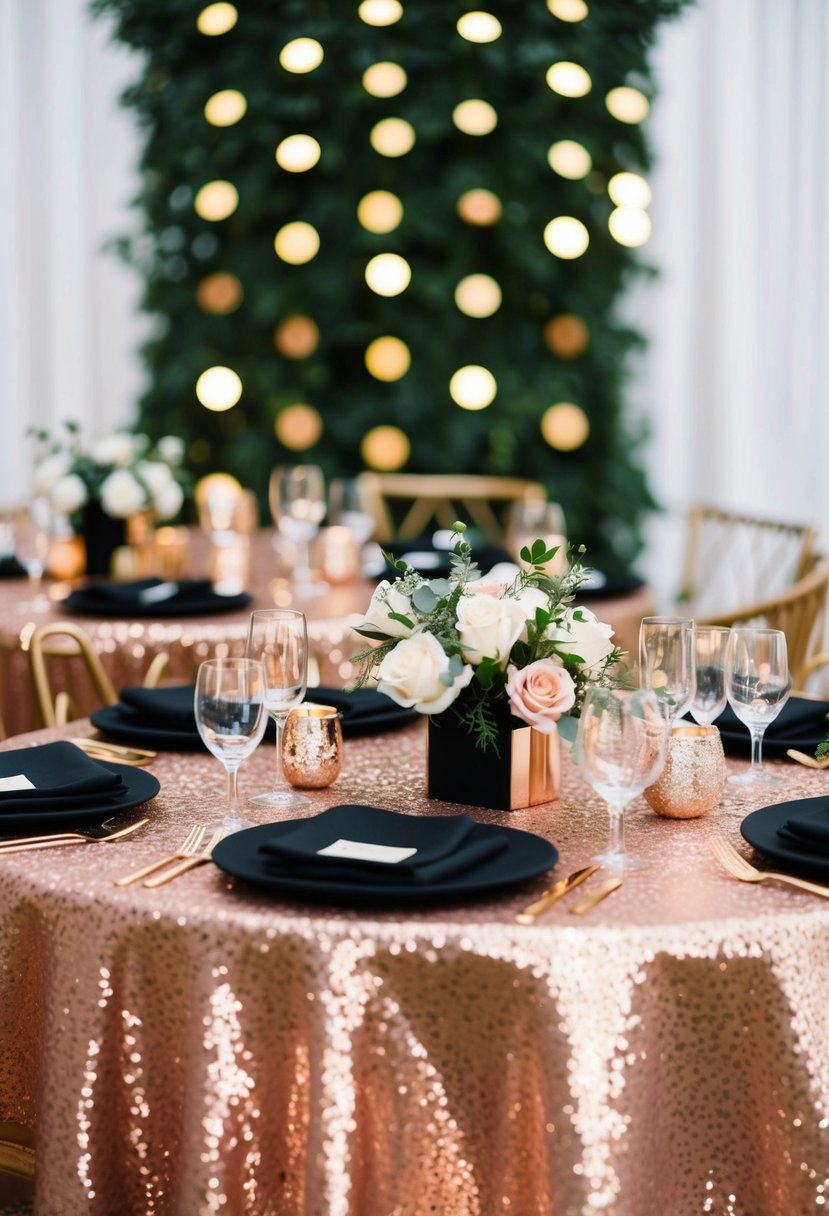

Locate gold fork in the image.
[71,737,157,767]
[143,829,226,888]
[710,834,829,898]
[113,824,207,887]
[786,748,829,770]
[0,818,149,855]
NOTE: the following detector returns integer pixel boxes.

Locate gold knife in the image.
[569,877,622,916]
[515,864,600,923]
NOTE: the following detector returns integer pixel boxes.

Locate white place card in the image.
[0,774,36,792]
[318,838,417,865]
[137,581,179,604]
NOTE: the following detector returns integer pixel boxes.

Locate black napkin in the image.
[0,741,125,813]
[715,697,829,741]
[383,537,511,580]
[776,801,829,851]
[69,578,218,608]
[257,804,508,885]
[0,555,27,578]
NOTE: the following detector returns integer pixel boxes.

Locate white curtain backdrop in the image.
[1,0,827,602]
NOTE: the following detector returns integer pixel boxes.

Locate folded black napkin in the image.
[0,741,125,813]
[70,578,221,608]
[0,555,27,578]
[776,801,829,851]
[715,697,829,741]
[257,804,508,885]
[383,536,511,580]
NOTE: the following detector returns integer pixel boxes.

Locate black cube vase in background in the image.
[81,502,126,577]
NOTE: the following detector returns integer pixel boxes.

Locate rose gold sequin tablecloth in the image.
[2,722,829,1215]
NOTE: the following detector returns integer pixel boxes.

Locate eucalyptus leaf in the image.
[557,715,579,743]
[411,585,438,613]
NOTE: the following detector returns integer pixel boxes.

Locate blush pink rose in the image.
[506,659,576,733]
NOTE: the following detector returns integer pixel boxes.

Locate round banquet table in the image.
[0,532,654,738]
[1,721,828,1216]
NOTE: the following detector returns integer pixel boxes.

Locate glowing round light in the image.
[547,0,588,21]
[274,315,319,359]
[275,134,321,173]
[454,274,502,318]
[547,139,591,179]
[275,405,323,450]
[546,61,592,98]
[196,366,242,412]
[449,365,497,411]
[606,86,650,124]
[358,0,403,26]
[365,336,411,381]
[361,426,410,470]
[456,11,502,43]
[362,62,407,98]
[194,180,238,222]
[196,272,243,314]
[197,3,237,36]
[452,99,498,136]
[544,313,589,358]
[274,222,320,264]
[457,188,502,226]
[370,117,416,157]
[541,402,590,451]
[608,207,652,247]
[357,190,403,234]
[204,89,247,127]
[279,37,324,73]
[365,253,411,297]
[608,172,651,208]
[543,216,589,259]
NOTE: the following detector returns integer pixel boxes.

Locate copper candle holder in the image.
[644,724,726,819]
[282,703,343,789]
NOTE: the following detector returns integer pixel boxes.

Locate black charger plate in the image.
[0,761,160,833]
[741,797,829,881]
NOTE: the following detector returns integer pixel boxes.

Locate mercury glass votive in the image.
[644,724,726,819]
[282,703,343,788]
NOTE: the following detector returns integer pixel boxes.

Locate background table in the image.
[0,721,827,1214]
[0,532,654,737]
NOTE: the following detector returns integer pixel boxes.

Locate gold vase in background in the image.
[644,724,726,819]
[282,704,343,789]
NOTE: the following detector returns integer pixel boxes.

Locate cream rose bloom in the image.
[377,632,474,714]
[456,592,527,667]
[34,453,71,495]
[358,579,415,639]
[50,473,88,516]
[157,435,185,464]
[552,607,616,672]
[152,478,185,521]
[99,469,148,518]
[506,659,575,733]
[91,432,140,467]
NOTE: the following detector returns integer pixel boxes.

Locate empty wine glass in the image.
[246,608,309,808]
[576,687,669,871]
[689,625,731,726]
[638,616,696,725]
[506,500,568,575]
[194,658,268,835]
[15,498,52,614]
[328,477,375,550]
[725,627,792,786]
[269,464,328,597]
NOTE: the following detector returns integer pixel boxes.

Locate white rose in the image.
[552,607,616,672]
[136,460,173,495]
[157,435,185,464]
[152,478,184,521]
[34,453,70,495]
[456,592,527,667]
[50,473,88,516]
[91,432,139,467]
[377,632,474,714]
[99,469,148,518]
[358,579,415,639]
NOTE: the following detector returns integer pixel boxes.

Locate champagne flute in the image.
[269,464,328,597]
[689,625,731,727]
[194,658,268,835]
[246,608,309,807]
[638,616,695,725]
[15,498,52,613]
[576,687,668,871]
[725,627,792,786]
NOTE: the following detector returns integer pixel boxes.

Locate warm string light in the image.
[196,3,237,36]
[196,366,242,411]
[275,405,323,449]
[279,38,324,73]
[361,426,410,469]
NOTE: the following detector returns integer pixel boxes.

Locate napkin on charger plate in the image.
[776,801,829,851]
[257,804,508,885]
[0,741,126,813]
[65,578,241,610]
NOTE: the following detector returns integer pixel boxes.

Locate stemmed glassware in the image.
[576,687,669,871]
[194,658,268,835]
[269,464,328,597]
[725,626,792,786]
[15,498,52,613]
[689,625,731,727]
[506,500,568,575]
[245,608,309,807]
[638,616,696,725]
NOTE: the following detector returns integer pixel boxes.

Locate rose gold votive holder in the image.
[282,703,344,789]
[644,724,726,819]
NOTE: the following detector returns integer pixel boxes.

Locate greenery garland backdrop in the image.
[91,0,690,574]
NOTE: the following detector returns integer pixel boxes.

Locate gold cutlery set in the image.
[71,737,157,766]
[113,824,225,888]
[516,864,622,922]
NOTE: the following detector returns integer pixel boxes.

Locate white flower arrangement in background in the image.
[30,422,189,526]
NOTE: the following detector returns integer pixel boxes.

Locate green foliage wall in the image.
[92,0,689,573]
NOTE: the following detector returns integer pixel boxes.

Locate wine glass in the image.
[638,616,695,724]
[576,687,669,871]
[269,464,328,597]
[15,498,52,613]
[246,608,309,807]
[725,626,792,786]
[194,658,268,835]
[689,625,731,726]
